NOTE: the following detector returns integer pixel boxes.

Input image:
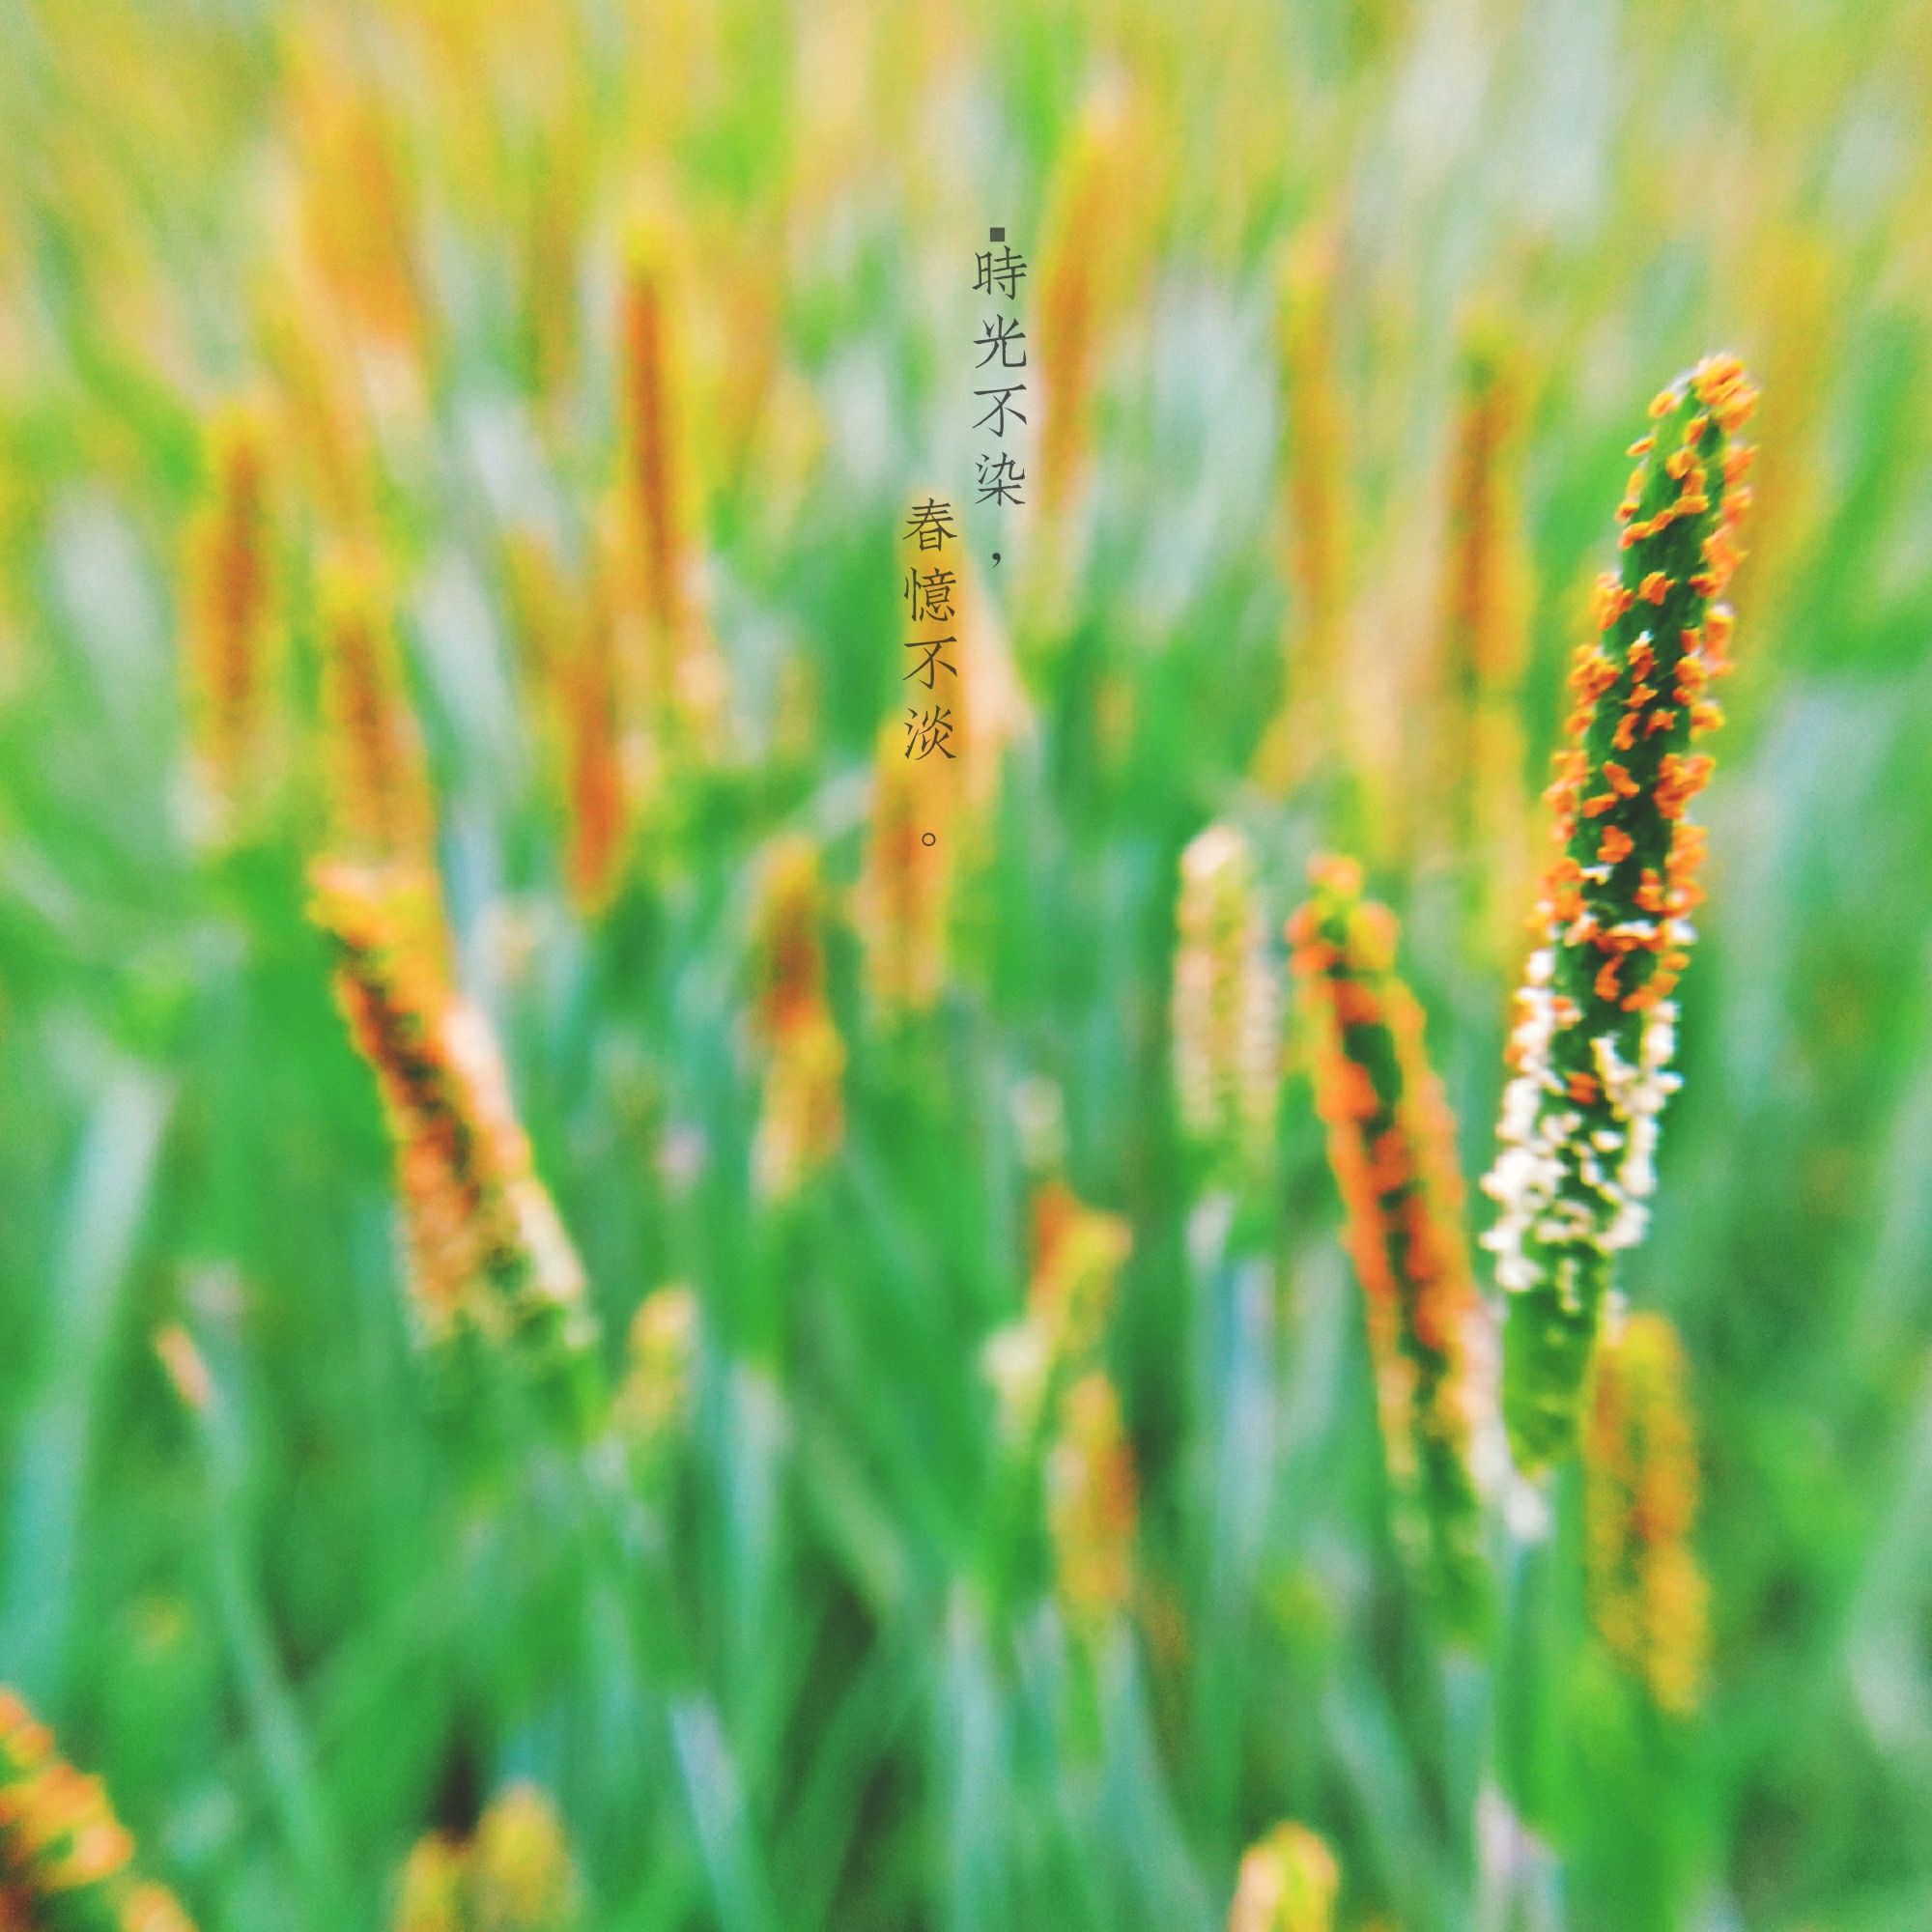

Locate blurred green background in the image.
[2,0,1931,1927]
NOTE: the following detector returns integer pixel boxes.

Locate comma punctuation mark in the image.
[991,552,1001,566]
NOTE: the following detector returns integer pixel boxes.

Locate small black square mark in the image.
[989,226,1005,242]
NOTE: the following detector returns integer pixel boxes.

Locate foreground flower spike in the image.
[183,404,277,829]
[1228,1821,1341,1932]
[0,1689,197,1932]
[309,860,595,1378]
[1583,1311,1709,1717]
[1288,857,1492,1633]
[1046,1371,1138,1635]
[1172,825,1281,1182]
[748,835,846,1199]
[1481,355,1757,1470]
[393,1783,575,1932]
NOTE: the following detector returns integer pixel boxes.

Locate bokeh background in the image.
[2,1,1931,1928]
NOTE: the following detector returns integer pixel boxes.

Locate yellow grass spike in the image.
[1228,1821,1341,1932]
[616,213,726,753]
[1171,824,1281,1183]
[748,835,847,1199]
[1254,224,1350,795]
[390,1782,576,1932]
[309,860,596,1391]
[1432,324,1532,942]
[316,555,440,884]
[1047,1371,1139,1635]
[284,28,427,362]
[1289,856,1494,1634]
[1584,1309,1710,1716]
[183,402,279,833]
[560,569,627,918]
[612,1284,699,1463]
[0,1688,198,1932]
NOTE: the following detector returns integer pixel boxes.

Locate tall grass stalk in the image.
[1482,357,1757,1470]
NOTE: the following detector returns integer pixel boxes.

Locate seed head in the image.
[616,217,726,750]
[393,1783,575,1932]
[983,1182,1130,1446]
[749,836,846,1198]
[1172,825,1281,1179]
[471,1784,575,1931]
[561,581,627,917]
[1288,856,1494,1633]
[309,860,592,1372]
[1228,1821,1341,1932]
[1583,1310,1709,1717]
[1434,328,1533,942]
[0,1689,198,1932]
[183,404,277,828]
[613,1285,699,1463]
[317,557,439,886]
[1047,1371,1138,1634]
[1481,356,1756,1469]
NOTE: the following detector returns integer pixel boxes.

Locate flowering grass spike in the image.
[183,404,276,828]
[1046,1370,1138,1635]
[613,1284,699,1476]
[1289,856,1492,1633]
[1227,1821,1340,1932]
[309,860,597,1406]
[1583,1311,1709,1716]
[1434,328,1532,941]
[392,1782,576,1932]
[1172,824,1280,1182]
[318,559,439,885]
[983,1181,1132,1446]
[616,216,724,748]
[0,1689,197,1932]
[561,579,626,916]
[1254,225,1347,794]
[1482,356,1756,1470]
[748,834,846,1198]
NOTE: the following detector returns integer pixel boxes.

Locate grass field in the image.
[3,2,1932,1928]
